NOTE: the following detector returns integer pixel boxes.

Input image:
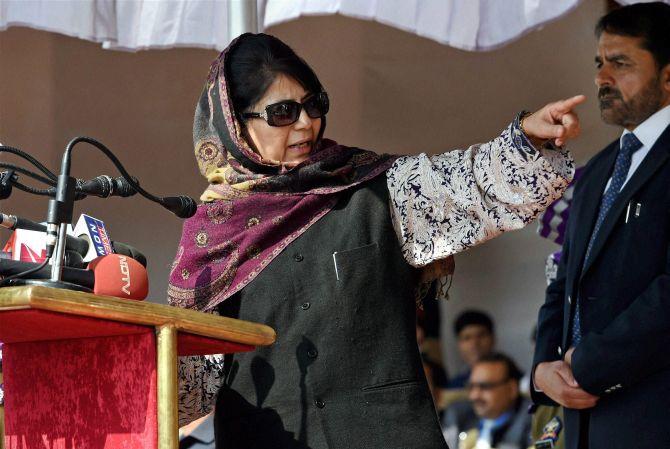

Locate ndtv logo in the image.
[88,254,147,300]
[119,255,131,295]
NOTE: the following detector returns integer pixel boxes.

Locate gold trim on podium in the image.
[0,286,275,346]
[157,324,178,449]
[0,286,276,449]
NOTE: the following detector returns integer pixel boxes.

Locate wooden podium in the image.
[0,286,276,449]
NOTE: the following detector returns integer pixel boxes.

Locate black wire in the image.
[0,162,56,186]
[11,181,53,196]
[0,146,57,181]
[65,137,162,203]
[0,163,85,199]
[0,257,51,287]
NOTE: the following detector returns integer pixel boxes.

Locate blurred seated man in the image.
[448,310,496,389]
[443,353,532,449]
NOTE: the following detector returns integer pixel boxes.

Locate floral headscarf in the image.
[167,36,397,312]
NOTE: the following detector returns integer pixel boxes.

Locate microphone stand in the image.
[8,138,91,292]
[2,136,196,291]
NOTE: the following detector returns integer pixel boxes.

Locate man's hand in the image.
[522,95,586,147]
[564,347,575,366]
[535,360,599,409]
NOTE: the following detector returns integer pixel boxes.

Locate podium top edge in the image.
[0,285,276,347]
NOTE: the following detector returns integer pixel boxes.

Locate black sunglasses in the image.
[242,92,329,127]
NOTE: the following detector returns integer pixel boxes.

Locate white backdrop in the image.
[1,0,654,52]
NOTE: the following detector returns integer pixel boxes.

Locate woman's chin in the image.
[283,157,310,168]
[284,144,313,164]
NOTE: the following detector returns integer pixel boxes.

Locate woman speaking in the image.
[169,33,580,449]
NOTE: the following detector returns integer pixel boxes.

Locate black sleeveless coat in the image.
[214,175,448,449]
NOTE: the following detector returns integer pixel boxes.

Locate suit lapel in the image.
[570,142,618,279]
[580,124,670,279]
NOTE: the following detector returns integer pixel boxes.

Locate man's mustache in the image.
[598,86,622,100]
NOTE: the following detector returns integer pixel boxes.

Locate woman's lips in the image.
[287,140,312,155]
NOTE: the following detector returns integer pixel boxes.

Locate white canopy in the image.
[0,0,664,52]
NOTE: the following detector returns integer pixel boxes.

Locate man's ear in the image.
[662,64,670,94]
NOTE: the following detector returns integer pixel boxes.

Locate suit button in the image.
[301,302,311,310]
[308,349,318,358]
[314,399,325,408]
[568,295,572,305]
[557,346,563,356]
[293,253,304,262]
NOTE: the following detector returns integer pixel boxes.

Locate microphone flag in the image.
[73,214,113,262]
[5,229,49,263]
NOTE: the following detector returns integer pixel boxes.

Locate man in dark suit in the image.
[532,3,670,449]
[442,353,531,449]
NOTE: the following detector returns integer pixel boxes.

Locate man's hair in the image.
[596,2,670,70]
[476,352,523,383]
[453,309,494,337]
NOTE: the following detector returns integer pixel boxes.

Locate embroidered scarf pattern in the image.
[167,38,396,312]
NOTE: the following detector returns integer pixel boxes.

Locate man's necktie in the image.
[571,133,643,346]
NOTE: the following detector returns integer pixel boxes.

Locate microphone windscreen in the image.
[65,235,89,257]
[111,241,147,268]
[113,176,137,197]
[88,254,148,300]
[64,250,85,269]
[161,196,197,218]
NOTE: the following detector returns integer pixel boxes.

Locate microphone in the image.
[0,259,93,288]
[64,250,85,269]
[158,196,197,219]
[0,212,89,256]
[87,254,148,300]
[71,215,148,267]
[0,254,148,300]
[0,171,17,200]
[76,175,136,198]
[42,175,136,199]
[111,241,147,268]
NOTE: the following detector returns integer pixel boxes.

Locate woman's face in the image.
[244,74,322,166]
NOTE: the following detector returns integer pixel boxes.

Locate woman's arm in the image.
[387,100,580,267]
[177,353,226,426]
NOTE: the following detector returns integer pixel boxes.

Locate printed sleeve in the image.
[387,114,574,266]
[176,309,227,426]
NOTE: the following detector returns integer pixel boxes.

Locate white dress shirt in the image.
[605,104,670,193]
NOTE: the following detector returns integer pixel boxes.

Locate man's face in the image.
[595,32,670,130]
[468,362,518,420]
[457,324,494,367]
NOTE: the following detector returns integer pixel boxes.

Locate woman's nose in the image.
[294,108,312,129]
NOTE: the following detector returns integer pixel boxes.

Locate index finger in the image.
[553,94,587,114]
